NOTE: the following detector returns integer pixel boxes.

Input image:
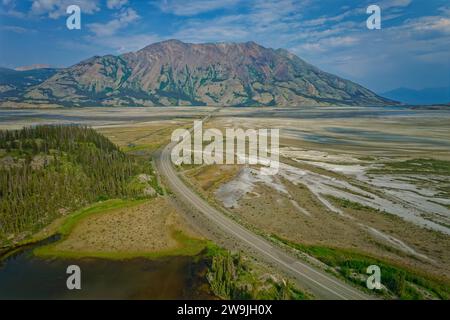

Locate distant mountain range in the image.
[0,67,58,98]
[14,64,52,71]
[381,87,450,105]
[0,40,396,107]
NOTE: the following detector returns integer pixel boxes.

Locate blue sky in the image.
[0,0,449,92]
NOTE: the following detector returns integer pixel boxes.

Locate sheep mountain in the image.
[1,40,395,107]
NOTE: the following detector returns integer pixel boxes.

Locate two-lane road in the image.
[155,114,370,300]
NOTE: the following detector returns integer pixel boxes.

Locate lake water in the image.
[0,239,215,300]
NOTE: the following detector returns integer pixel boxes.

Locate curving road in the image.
[155,112,371,300]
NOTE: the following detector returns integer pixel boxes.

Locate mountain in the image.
[382,87,450,105]
[5,40,395,107]
[0,67,58,99]
[14,64,52,71]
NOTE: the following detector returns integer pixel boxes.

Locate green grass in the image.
[270,235,450,300]
[33,199,208,260]
[34,231,208,260]
[122,143,160,153]
[327,195,378,211]
[369,159,450,175]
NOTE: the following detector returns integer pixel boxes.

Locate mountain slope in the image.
[0,67,58,100]
[15,40,394,107]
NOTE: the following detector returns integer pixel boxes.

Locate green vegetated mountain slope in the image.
[8,40,393,107]
[0,125,160,244]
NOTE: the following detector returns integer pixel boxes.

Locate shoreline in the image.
[1,198,209,262]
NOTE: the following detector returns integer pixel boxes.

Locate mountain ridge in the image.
[0,67,59,100]
[14,64,52,71]
[2,40,396,107]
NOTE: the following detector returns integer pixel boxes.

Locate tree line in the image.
[0,125,158,243]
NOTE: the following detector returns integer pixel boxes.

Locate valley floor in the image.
[1,105,449,299]
[176,112,450,299]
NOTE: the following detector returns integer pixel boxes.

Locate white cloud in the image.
[0,0,25,18]
[290,10,450,91]
[30,0,100,19]
[405,16,450,34]
[172,15,249,43]
[84,33,161,53]
[439,6,450,16]
[301,11,355,27]
[154,0,241,16]
[88,8,140,37]
[399,7,450,34]
[170,0,308,44]
[1,25,28,33]
[379,0,412,10]
[107,0,128,10]
[294,35,359,53]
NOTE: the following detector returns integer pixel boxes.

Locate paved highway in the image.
[155,112,370,300]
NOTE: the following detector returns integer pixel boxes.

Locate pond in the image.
[0,238,216,300]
